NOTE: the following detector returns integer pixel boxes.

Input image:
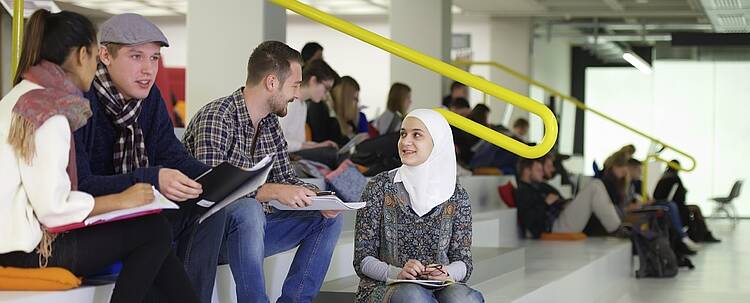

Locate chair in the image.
[710,180,743,223]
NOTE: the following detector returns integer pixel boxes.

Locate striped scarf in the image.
[93,62,149,173]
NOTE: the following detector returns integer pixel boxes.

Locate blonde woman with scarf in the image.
[354,109,484,303]
[0,10,199,303]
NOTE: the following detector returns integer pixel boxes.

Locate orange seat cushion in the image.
[472,167,503,176]
[540,232,588,241]
[0,266,81,290]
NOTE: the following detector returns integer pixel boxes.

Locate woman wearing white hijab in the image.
[353,109,484,303]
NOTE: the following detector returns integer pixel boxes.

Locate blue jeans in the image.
[163,207,229,303]
[388,284,485,303]
[653,201,687,239]
[224,198,344,303]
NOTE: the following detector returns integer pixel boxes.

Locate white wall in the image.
[186,0,286,121]
[287,16,390,119]
[453,15,492,107]
[585,62,750,216]
[488,17,532,126]
[531,37,573,155]
[287,15,494,120]
[156,15,493,120]
[157,19,188,68]
[390,0,451,111]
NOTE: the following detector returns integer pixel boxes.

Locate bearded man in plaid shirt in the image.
[183,40,343,303]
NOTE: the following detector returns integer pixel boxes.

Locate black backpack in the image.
[629,208,679,278]
[350,132,401,176]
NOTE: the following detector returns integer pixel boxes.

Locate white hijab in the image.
[396,109,457,217]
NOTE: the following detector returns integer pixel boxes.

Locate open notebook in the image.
[47,187,177,233]
[386,279,457,289]
[268,195,365,211]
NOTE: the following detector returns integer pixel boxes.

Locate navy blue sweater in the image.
[74,85,209,197]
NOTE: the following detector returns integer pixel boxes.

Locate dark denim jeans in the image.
[164,206,228,303]
[223,198,344,303]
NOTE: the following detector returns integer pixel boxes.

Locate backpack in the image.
[350,132,401,176]
[686,205,708,242]
[629,208,679,278]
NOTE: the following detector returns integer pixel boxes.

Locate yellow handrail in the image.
[455,60,697,173]
[270,0,557,159]
[10,0,23,83]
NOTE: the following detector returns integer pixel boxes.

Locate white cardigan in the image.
[0,80,94,254]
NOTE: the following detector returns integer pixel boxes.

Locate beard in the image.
[270,94,294,117]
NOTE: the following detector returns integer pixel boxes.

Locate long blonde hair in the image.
[331,76,360,137]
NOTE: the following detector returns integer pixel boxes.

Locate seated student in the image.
[653,160,720,243]
[0,10,198,303]
[279,59,340,167]
[511,118,529,142]
[468,118,529,175]
[442,81,468,108]
[73,13,227,302]
[468,104,490,126]
[306,75,360,147]
[374,83,411,135]
[603,144,635,170]
[354,109,484,303]
[540,151,573,187]
[183,41,344,303]
[448,97,471,117]
[453,103,489,166]
[620,158,703,251]
[515,157,622,238]
[331,76,365,140]
[301,41,324,65]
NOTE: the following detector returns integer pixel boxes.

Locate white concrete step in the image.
[474,238,632,303]
[0,284,113,303]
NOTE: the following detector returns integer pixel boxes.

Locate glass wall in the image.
[585,61,750,216]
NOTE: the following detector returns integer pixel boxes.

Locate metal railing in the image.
[9,0,23,84]
[454,60,696,198]
[270,0,557,159]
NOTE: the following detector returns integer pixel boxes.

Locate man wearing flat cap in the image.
[73,13,226,302]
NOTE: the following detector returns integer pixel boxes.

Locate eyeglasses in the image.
[425,264,446,276]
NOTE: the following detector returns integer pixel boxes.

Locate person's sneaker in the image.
[703,232,722,243]
[675,241,698,256]
[682,237,702,251]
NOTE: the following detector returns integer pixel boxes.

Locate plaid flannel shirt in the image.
[183,87,318,212]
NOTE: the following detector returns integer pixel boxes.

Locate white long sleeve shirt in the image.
[279,99,308,152]
[0,80,95,254]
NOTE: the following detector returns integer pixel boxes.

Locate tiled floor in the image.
[612,219,750,303]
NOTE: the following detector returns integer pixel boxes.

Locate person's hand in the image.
[158,168,202,202]
[421,264,451,281]
[545,193,559,205]
[625,203,641,212]
[257,184,315,207]
[118,183,155,209]
[317,140,338,149]
[320,210,342,218]
[397,259,425,280]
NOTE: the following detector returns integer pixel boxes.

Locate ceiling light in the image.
[622,51,653,74]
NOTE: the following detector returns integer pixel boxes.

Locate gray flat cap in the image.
[99,13,169,47]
